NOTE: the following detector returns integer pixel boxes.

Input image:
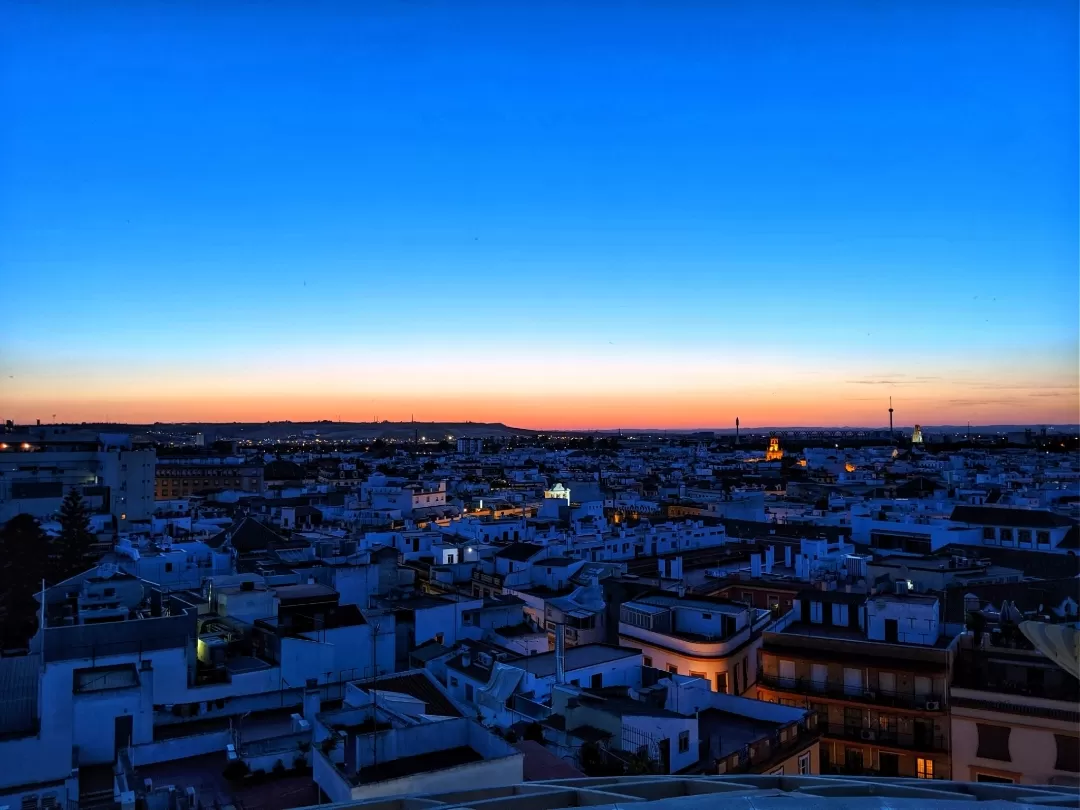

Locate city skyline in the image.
[2,2,1077,428]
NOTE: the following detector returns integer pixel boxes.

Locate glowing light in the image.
[20,443,31,450]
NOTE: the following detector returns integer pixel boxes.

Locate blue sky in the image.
[1,2,1077,427]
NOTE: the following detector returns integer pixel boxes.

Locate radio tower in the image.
[888,397,895,443]
[735,416,740,446]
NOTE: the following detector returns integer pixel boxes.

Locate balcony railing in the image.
[757,671,945,712]
[819,723,948,753]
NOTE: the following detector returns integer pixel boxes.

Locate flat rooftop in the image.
[353,745,483,785]
[698,708,782,760]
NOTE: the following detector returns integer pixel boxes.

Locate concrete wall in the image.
[622,714,699,774]
[132,730,233,766]
[865,598,939,645]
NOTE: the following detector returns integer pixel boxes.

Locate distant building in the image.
[766,436,784,462]
[457,437,484,455]
[0,429,155,529]
[154,456,264,499]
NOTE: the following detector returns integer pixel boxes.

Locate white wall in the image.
[866,598,939,645]
[622,714,699,774]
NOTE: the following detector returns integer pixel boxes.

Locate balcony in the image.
[757,671,946,712]
[819,722,948,754]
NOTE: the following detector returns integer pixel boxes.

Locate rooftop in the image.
[287,775,1080,809]
[697,707,783,760]
[518,643,641,679]
[352,745,482,785]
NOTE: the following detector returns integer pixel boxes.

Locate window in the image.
[716,671,728,694]
[1036,530,1051,545]
[810,601,824,623]
[678,730,690,753]
[1055,735,1080,772]
[831,603,848,626]
[741,591,754,603]
[165,562,173,573]
[767,593,780,609]
[450,677,458,687]
[1018,529,1032,547]
[779,659,796,686]
[103,588,116,597]
[701,613,712,620]
[690,671,707,680]
[976,724,1011,761]
[982,527,996,541]
[643,656,653,667]
[798,752,811,775]
[667,664,678,674]
[917,758,934,779]
[998,528,1013,544]
[465,683,473,701]
[770,767,785,776]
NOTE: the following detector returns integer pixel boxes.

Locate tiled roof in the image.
[206,516,286,552]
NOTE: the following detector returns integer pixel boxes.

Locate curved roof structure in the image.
[294,775,1080,810]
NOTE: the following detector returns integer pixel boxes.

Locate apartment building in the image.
[0,429,155,528]
[619,592,774,696]
[154,455,264,499]
[756,590,954,780]
[950,626,1079,785]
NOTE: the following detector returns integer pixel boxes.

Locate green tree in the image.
[55,489,95,581]
[0,514,49,649]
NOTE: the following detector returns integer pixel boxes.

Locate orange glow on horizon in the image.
[5,389,1078,430]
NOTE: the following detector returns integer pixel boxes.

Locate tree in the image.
[0,514,49,649]
[55,489,95,581]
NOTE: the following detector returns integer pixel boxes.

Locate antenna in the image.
[888,397,894,443]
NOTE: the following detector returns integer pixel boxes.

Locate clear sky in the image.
[1,2,1077,429]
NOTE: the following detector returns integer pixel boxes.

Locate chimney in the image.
[784,546,793,568]
[765,546,775,575]
[750,554,762,578]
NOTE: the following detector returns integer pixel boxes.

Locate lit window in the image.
[917,758,934,779]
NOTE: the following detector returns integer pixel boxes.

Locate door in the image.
[884,619,899,643]
[845,747,863,773]
[811,663,828,691]
[114,714,133,756]
[657,738,671,774]
[879,752,900,777]
[591,672,603,689]
[844,667,863,696]
[878,671,896,696]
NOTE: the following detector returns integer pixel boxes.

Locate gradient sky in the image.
[1,2,1077,429]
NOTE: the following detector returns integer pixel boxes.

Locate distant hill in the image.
[63,421,536,442]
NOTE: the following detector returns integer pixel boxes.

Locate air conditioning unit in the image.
[924,700,941,711]
[860,729,876,741]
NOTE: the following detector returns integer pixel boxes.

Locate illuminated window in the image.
[917,758,934,779]
[798,752,811,774]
